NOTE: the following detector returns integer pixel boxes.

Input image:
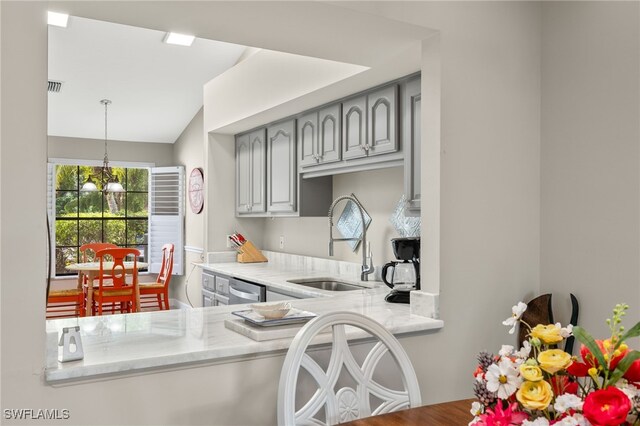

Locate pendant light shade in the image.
[81,99,124,193]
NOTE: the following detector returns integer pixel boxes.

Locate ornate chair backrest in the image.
[278,311,422,426]
[156,243,175,288]
[80,242,118,262]
[517,293,579,355]
[95,248,140,290]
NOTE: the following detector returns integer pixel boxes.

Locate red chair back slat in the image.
[92,248,141,315]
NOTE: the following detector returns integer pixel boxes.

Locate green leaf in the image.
[617,321,640,349]
[607,350,640,385]
[573,326,608,369]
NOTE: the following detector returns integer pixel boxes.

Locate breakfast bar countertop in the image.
[45,259,443,384]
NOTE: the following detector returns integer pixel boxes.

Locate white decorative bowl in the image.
[250,302,292,320]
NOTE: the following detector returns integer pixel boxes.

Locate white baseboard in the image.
[169,298,193,310]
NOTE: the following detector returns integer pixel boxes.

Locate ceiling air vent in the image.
[48,80,63,93]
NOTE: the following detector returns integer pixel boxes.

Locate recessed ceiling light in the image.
[164,32,195,47]
[47,11,69,28]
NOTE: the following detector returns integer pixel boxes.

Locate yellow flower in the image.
[516,380,553,410]
[519,364,543,382]
[538,349,572,374]
[530,324,563,345]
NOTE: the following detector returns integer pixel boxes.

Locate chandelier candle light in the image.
[81,99,124,193]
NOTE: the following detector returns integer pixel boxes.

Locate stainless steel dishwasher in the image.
[228,278,266,304]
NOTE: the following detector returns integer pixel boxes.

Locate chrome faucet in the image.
[328,194,375,281]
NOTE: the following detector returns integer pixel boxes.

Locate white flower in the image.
[503,302,527,334]
[485,358,523,399]
[523,418,550,426]
[469,401,484,417]
[468,417,481,426]
[554,393,583,413]
[499,345,514,357]
[514,340,532,359]
[616,378,640,401]
[554,414,588,426]
[558,323,573,338]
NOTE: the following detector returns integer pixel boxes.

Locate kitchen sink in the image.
[286,278,366,291]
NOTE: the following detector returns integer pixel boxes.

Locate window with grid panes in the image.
[54,164,149,276]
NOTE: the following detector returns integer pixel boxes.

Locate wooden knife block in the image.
[237,241,268,263]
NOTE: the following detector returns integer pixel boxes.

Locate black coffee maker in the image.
[382,237,420,304]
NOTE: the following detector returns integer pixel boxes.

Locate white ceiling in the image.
[47,16,246,143]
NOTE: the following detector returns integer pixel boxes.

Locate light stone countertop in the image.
[45,260,443,384]
[198,261,381,298]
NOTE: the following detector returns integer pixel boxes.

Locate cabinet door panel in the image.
[403,77,421,212]
[368,85,398,155]
[342,95,367,160]
[267,120,297,213]
[297,112,318,168]
[318,104,341,164]
[235,134,251,214]
[249,129,266,213]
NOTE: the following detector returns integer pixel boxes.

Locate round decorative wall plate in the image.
[188,167,204,214]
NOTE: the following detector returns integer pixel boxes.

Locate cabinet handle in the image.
[364,144,371,151]
[359,144,366,151]
[229,286,260,302]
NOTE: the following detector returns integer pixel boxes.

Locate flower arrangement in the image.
[471,303,640,425]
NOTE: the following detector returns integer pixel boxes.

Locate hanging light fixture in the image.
[81,99,124,193]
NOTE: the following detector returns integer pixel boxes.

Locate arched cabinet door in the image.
[297,111,318,168]
[367,84,398,156]
[267,119,297,213]
[342,95,367,160]
[317,104,342,164]
[235,128,266,215]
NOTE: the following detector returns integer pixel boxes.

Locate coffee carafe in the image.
[382,237,420,304]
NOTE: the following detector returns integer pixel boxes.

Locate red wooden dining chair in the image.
[46,288,85,319]
[139,243,174,311]
[80,242,118,263]
[79,242,118,311]
[91,248,140,316]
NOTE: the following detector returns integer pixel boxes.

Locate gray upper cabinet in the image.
[403,77,421,213]
[297,112,317,168]
[342,95,367,160]
[298,104,342,168]
[235,129,266,215]
[368,85,398,156]
[267,119,297,213]
[318,104,341,164]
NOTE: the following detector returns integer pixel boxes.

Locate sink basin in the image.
[287,278,365,291]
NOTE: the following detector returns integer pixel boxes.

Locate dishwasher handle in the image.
[229,286,260,302]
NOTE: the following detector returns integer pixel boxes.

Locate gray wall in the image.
[172,108,206,307]
[540,1,640,334]
[48,135,174,166]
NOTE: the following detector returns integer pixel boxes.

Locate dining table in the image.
[338,399,475,426]
[65,261,149,316]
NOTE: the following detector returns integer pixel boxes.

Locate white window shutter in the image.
[149,166,185,275]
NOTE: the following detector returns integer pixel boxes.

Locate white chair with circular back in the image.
[277,311,421,426]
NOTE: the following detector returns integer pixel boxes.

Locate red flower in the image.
[567,360,590,377]
[550,375,578,395]
[582,386,631,426]
[624,359,640,383]
[477,402,528,426]
[574,341,628,372]
[474,365,485,379]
